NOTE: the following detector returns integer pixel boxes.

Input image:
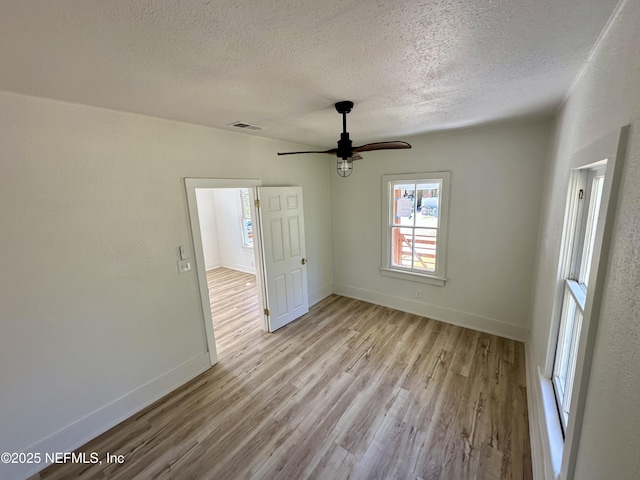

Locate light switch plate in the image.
[177,260,191,274]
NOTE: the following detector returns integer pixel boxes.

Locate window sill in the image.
[379,268,446,286]
[538,368,563,479]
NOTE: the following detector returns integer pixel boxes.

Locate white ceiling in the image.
[0,0,620,148]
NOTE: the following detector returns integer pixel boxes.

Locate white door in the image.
[256,186,309,331]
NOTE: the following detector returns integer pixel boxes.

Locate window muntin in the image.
[381,173,449,285]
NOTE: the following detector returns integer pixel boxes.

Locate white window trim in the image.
[380,172,450,286]
[540,127,628,480]
[551,166,605,432]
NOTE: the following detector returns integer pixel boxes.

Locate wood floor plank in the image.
[478,443,504,480]
[41,267,532,479]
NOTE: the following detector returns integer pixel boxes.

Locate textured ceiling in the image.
[0,0,621,147]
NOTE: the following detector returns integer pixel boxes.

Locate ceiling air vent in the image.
[228,121,264,131]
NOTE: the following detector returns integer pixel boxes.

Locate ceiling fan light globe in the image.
[337,158,353,177]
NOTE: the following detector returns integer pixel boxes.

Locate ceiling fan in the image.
[277,101,412,177]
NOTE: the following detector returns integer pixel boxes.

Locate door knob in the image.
[301,258,307,265]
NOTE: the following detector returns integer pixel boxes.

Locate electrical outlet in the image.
[415,289,423,299]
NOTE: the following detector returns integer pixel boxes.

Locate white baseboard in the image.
[309,283,333,307]
[221,263,256,275]
[4,353,211,480]
[332,283,528,342]
[205,261,221,271]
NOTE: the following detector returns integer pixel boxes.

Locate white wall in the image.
[195,188,222,270]
[330,119,551,341]
[528,0,640,478]
[196,188,256,273]
[0,91,333,479]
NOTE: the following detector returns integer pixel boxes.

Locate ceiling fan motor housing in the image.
[336,101,354,159]
[337,132,352,159]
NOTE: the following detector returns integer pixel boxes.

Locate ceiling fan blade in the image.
[277,148,336,156]
[352,154,363,161]
[352,141,412,153]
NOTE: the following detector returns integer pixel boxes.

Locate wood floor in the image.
[206,267,263,360]
[41,267,532,480]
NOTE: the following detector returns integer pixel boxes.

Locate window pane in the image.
[562,309,583,423]
[415,182,440,228]
[413,228,437,272]
[553,282,585,429]
[242,219,253,247]
[393,184,416,226]
[391,227,414,268]
[554,292,577,397]
[580,175,604,286]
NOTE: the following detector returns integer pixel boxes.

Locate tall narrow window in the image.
[552,165,605,431]
[240,188,253,248]
[381,172,450,286]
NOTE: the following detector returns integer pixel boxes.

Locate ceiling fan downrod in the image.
[335,101,354,160]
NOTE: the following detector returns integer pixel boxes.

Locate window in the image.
[240,188,253,248]
[380,172,450,286]
[552,165,605,431]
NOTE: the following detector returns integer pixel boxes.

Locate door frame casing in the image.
[184,177,266,366]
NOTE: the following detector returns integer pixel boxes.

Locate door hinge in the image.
[264,308,270,316]
[578,189,584,199]
[255,199,261,208]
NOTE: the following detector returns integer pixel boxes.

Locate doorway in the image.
[185,179,310,366]
[185,178,264,366]
[195,187,263,361]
